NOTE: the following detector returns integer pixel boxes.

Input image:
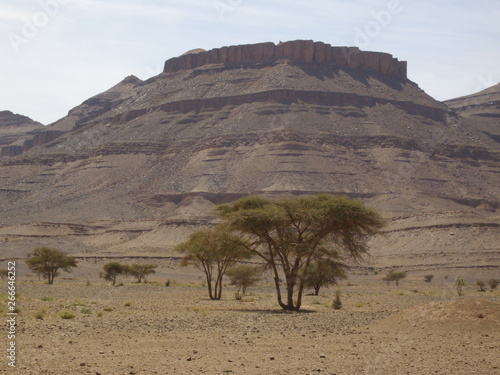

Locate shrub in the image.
[103,307,114,312]
[124,302,132,307]
[226,264,262,300]
[332,291,342,310]
[80,307,92,314]
[424,274,434,283]
[59,311,75,319]
[454,277,466,296]
[476,280,486,292]
[34,310,46,320]
[487,278,499,292]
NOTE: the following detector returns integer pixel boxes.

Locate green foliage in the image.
[303,256,348,296]
[226,264,262,299]
[424,274,434,283]
[382,271,407,286]
[59,311,75,319]
[101,262,128,286]
[176,226,252,300]
[127,264,157,283]
[332,291,342,310]
[454,277,466,296]
[25,247,78,285]
[488,278,499,292]
[217,194,385,311]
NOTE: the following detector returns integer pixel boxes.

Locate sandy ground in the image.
[2,262,500,375]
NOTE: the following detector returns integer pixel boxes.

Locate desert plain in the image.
[2,259,499,375]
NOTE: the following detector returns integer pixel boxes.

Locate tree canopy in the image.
[101,262,128,286]
[303,254,348,295]
[176,226,252,300]
[216,194,385,311]
[25,247,78,285]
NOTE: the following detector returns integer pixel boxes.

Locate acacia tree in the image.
[175,227,251,300]
[25,247,78,285]
[226,264,262,299]
[488,278,499,292]
[303,255,348,296]
[383,271,407,286]
[101,262,128,286]
[217,194,385,311]
[128,264,157,283]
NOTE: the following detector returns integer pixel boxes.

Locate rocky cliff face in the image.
[445,83,500,143]
[0,42,498,270]
[164,40,407,78]
[0,111,44,157]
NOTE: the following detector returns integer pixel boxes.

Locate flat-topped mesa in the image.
[164,40,407,79]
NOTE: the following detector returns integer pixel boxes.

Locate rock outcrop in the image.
[164,40,407,78]
[0,111,44,157]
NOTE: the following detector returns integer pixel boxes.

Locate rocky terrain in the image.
[445,82,500,143]
[0,40,498,271]
[0,111,44,157]
[6,267,500,375]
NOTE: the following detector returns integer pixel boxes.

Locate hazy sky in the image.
[1,0,499,125]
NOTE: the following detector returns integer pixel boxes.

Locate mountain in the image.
[0,111,44,157]
[0,40,498,272]
[445,82,500,143]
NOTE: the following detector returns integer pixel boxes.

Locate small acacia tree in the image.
[454,277,466,296]
[128,264,157,283]
[226,264,262,299]
[176,226,251,300]
[303,255,348,296]
[217,194,384,311]
[488,278,499,292]
[101,262,128,286]
[383,271,407,286]
[25,247,78,284]
[476,280,486,292]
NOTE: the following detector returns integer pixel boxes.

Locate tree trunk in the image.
[206,275,214,299]
[314,284,320,296]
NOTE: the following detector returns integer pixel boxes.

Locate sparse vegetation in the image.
[103,307,114,312]
[34,309,46,320]
[127,264,157,283]
[332,291,342,310]
[101,262,128,286]
[25,247,78,285]
[124,301,132,307]
[216,194,384,311]
[226,264,262,300]
[382,271,407,286]
[303,257,348,296]
[176,227,251,300]
[454,277,466,296]
[488,278,499,292]
[476,280,486,292]
[59,311,75,319]
[80,307,92,314]
[424,274,434,283]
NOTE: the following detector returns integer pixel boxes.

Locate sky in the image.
[1,0,499,125]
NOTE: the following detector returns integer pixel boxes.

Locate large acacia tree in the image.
[175,227,251,300]
[26,247,78,285]
[217,194,385,311]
